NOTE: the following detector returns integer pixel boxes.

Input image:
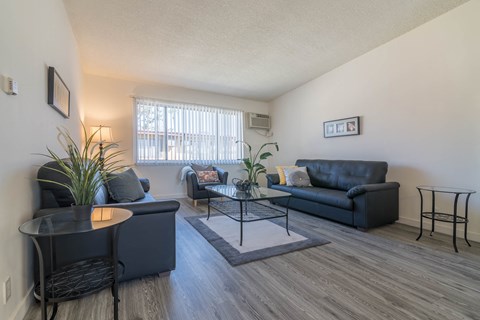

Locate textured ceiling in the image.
[63,0,468,101]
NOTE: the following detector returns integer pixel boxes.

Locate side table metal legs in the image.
[112,226,120,320]
[31,227,122,320]
[416,187,473,253]
[450,193,471,253]
[464,194,472,248]
[32,237,47,320]
[416,189,424,241]
[452,194,459,253]
[31,237,59,320]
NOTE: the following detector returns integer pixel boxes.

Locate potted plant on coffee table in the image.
[38,124,124,221]
[236,140,279,186]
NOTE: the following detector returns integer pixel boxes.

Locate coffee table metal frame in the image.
[206,185,291,246]
[19,207,132,320]
[416,185,475,253]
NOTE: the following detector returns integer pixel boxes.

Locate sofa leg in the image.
[193,200,197,207]
[357,227,368,232]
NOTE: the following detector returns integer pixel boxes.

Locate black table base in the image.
[416,186,475,253]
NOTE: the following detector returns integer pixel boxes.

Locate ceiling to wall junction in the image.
[63,0,468,101]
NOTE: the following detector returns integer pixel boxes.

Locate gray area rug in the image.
[185,214,330,266]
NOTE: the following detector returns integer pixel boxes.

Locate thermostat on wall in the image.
[3,76,18,95]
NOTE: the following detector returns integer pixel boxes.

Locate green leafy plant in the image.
[38,124,124,205]
[236,141,279,184]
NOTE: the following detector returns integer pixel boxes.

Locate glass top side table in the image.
[19,207,132,320]
[416,186,476,253]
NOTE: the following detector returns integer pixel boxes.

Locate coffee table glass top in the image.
[19,207,132,237]
[205,185,291,201]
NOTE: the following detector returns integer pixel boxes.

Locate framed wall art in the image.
[324,116,360,138]
[47,66,70,118]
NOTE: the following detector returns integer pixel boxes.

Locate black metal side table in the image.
[416,186,475,252]
[19,207,132,320]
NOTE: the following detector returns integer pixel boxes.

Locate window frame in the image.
[134,98,244,165]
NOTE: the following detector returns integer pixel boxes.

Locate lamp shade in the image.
[90,126,113,143]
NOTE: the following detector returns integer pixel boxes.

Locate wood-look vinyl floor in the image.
[24,198,480,320]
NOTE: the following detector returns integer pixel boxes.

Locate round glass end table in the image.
[416,186,475,253]
[19,207,132,320]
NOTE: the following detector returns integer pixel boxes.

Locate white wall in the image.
[270,1,480,241]
[83,74,270,198]
[0,0,83,319]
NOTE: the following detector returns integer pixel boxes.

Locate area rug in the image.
[185,214,330,266]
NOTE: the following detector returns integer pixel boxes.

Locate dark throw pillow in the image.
[107,168,145,203]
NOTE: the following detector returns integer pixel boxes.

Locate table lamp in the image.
[90,125,113,165]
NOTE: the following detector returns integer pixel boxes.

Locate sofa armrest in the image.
[351,182,400,229]
[186,170,199,187]
[35,200,180,219]
[266,173,280,187]
[138,178,150,192]
[213,166,228,184]
[98,200,180,216]
[347,182,400,199]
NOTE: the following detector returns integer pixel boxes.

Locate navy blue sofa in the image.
[266,159,400,229]
[33,161,180,283]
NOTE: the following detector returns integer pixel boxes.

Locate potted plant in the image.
[38,124,124,220]
[236,141,279,185]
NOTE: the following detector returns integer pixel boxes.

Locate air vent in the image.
[248,113,270,130]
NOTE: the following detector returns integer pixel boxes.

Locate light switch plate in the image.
[3,76,18,95]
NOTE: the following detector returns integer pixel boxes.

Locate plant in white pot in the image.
[236,140,279,185]
[38,124,124,221]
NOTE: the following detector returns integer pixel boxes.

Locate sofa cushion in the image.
[271,184,353,210]
[107,168,145,203]
[296,159,388,191]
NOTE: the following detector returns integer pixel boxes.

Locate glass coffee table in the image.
[205,185,291,246]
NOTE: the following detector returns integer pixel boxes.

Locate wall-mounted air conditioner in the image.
[247,113,270,130]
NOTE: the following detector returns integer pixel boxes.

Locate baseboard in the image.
[153,193,186,199]
[398,216,480,243]
[9,284,34,320]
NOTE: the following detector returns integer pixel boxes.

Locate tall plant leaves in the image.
[236,141,278,183]
[38,123,125,205]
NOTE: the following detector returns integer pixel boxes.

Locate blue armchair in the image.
[186,166,228,206]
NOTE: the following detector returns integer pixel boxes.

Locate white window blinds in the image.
[135,98,244,164]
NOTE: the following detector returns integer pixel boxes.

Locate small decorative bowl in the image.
[232,178,251,191]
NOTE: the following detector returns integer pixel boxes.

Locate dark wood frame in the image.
[47,66,70,118]
[324,116,360,138]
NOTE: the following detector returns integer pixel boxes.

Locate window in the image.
[135,98,244,164]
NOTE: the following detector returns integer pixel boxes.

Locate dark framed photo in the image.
[324,116,360,138]
[47,66,70,118]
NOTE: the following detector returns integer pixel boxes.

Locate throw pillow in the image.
[197,170,220,183]
[276,165,297,185]
[284,167,311,187]
[107,168,146,203]
[191,163,213,173]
